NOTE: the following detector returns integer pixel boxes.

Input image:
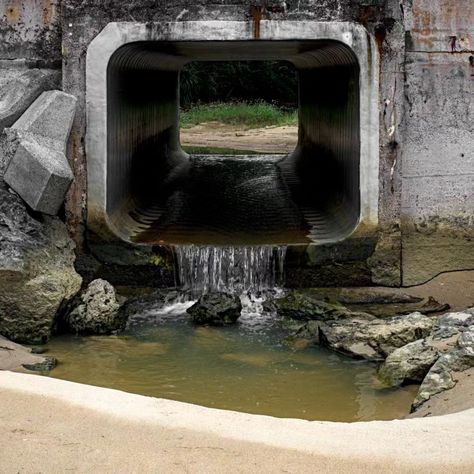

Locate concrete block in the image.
[10,90,77,152]
[4,137,74,215]
[0,69,59,131]
[3,90,77,215]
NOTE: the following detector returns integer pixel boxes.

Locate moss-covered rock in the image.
[378,339,439,387]
[187,292,241,326]
[274,291,370,321]
[63,279,126,335]
[318,312,435,361]
[0,180,82,344]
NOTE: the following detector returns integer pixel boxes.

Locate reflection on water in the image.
[45,303,416,422]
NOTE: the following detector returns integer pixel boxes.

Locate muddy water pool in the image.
[44,299,418,422]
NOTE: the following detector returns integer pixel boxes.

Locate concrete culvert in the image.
[86,22,379,246]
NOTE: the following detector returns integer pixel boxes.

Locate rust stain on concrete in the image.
[251,5,263,39]
[411,0,474,51]
[4,1,21,24]
[42,0,55,26]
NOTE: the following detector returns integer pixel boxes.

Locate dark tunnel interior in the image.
[106,40,361,245]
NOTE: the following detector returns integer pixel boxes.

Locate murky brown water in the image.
[45,302,417,422]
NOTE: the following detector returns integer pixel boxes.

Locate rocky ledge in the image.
[275,290,474,413]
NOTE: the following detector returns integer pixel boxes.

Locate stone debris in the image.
[413,328,474,410]
[318,312,434,361]
[431,311,474,340]
[4,90,76,215]
[379,311,474,389]
[187,292,242,326]
[277,289,474,411]
[0,180,82,344]
[378,339,439,387]
[63,279,125,335]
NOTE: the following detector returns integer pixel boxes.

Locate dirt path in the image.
[180,122,298,153]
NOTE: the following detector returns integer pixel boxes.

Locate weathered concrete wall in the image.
[1,0,472,287]
[401,0,474,285]
[0,1,62,175]
[0,0,61,64]
[60,0,405,287]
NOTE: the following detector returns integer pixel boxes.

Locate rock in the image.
[413,331,474,411]
[283,320,322,348]
[273,291,375,321]
[457,329,474,353]
[378,339,439,387]
[0,180,82,344]
[0,335,56,372]
[319,312,435,361]
[63,279,125,335]
[22,356,57,372]
[333,289,423,305]
[0,69,60,131]
[379,312,474,392]
[30,346,48,354]
[187,292,242,326]
[431,311,474,340]
[291,289,449,318]
[410,296,450,315]
[4,90,77,215]
[350,296,449,319]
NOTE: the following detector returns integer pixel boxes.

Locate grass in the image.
[182,145,261,155]
[180,102,298,129]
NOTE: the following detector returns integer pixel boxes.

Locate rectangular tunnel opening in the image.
[179,60,298,155]
[105,40,361,245]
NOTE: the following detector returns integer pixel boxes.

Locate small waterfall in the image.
[174,245,287,295]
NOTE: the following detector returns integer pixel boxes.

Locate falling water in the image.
[174,245,287,294]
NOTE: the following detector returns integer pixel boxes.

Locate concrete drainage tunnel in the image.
[101,40,361,247]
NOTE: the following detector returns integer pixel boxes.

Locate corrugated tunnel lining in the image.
[106,40,360,245]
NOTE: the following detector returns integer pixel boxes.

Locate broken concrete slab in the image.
[4,137,74,215]
[9,90,77,152]
[3,90,77,215]
[0,69,60,131]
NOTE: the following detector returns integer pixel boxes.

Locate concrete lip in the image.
[1,371,473,471]
[86,21,379,245]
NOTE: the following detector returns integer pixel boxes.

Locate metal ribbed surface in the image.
[106,40,360,245]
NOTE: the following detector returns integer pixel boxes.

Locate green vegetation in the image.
[180,61,298,107]
[182,145,261,155]
[180,102,298,129]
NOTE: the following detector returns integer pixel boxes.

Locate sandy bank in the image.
[0,372,473,473]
